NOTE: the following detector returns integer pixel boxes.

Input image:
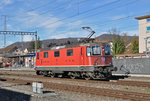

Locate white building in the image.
[135,15,150,53]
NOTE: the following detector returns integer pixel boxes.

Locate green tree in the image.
[29,38,35,51]
[122,32,129,46]
[29,36,41,51]
[132,35,139,53]
[37,36,41,49]
[108,28,125,57]
[112,36,125,57]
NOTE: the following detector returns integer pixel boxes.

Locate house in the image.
[0,47,35,68]
[135,15,150,53]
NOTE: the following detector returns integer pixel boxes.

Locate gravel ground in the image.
[120,76,150,82]
[0,69,36,75]
[0,81,129,101]
[1,69,150,82]
[0,74,150,95]
[0,69,150,101]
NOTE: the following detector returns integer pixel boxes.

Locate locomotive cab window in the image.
[92,46,101,55]
[87,46,92,56]
[87,46,101,56]
[104,46,111,55]
[37,53,39,59]
[67,49,73,56]
[44,52,48,58]
[54,51,60,57]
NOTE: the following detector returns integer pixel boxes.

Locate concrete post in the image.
[32,82,43,94]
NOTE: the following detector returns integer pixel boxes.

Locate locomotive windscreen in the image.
[87,46,101,56]
[104,46,111,55]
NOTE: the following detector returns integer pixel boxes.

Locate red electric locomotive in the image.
[35,43,116,79]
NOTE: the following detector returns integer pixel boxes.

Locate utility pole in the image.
[3,15,7,48]
[35,31,37,53]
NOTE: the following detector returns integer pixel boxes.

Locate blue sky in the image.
[0,0,150,48]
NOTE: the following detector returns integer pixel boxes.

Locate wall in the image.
[113,58,150,74]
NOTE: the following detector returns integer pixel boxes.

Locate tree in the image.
[108,28,125,57]
[112,36,125,57]
[132,35,139,53]
[122,32,129,46]
[37,36,41,49]
[29,36,41,51]
[29,38,35,51]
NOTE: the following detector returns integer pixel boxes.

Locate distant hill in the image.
[0,38,85,52]
[95,34,138,42]
[0,34,138,53]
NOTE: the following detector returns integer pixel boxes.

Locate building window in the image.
[147,19,150,22]
[37,53,39,59]
[54,51,60,57]
[67,49,73,56]
[146,27,150,32]
[44,52,48,58]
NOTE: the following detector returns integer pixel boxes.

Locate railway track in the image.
[0,73,150,88]
[0,76,150,101]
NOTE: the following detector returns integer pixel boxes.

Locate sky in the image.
[0,0,150,48]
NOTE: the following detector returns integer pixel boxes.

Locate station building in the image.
[135,15,150,53]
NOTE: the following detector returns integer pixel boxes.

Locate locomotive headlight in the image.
[109,62,112,65]
[94,62,98,67]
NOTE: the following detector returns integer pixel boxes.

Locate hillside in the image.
[0,38,86,52]
[0,34,138,53]
[95,34,137,42]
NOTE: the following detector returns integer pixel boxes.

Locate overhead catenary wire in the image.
[46,11,150,37]
[27,0,122,31]
[4,0,143,38]
[40,0,121,27]
[8,0,58,19]
[28,0,139,32]
[47,20,144,38]
[8,0,90,29]
[27,0,57,12]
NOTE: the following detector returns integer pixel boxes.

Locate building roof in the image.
[135,15,150,20]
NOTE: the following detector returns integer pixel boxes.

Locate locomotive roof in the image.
[38,42,109,52]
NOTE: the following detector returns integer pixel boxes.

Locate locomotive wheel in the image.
[50,73,55,78]
[70,75,75,79]
[36,71,40,75]
[85,77,91,80]
[43,71,48,76]
[47,71,55,78]
[50,75,54,78]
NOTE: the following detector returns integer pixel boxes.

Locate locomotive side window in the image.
[44,52,48,58]
[54,51,60,57]
[104,46,111,55]
[92,46,101,55]
[37,53,39,59]
[67,49,73,56]
[87,46,91,56]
